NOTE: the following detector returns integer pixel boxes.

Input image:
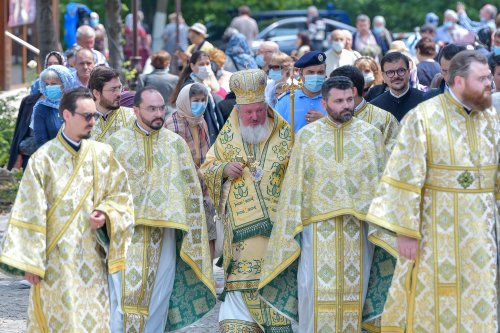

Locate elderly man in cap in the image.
[200,69,293,332]
[275,50,328,132]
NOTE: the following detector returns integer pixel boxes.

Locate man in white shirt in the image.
[324,29,359,76]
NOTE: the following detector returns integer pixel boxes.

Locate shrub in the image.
[0,95,17,167]
[0,168,22,213]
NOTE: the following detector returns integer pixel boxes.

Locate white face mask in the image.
[197,65,211,79]
[363,72,375,86]
[331,41,344,53]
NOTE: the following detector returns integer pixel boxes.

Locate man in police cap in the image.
[275,50,328,132]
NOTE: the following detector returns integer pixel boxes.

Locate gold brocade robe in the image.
[258,117,386,332]
[355,101,400,153]
[106,125,216,331]
[92,107,135,142]
[367,92,500,332]
[354,101,400,331]
[0,133,135,332]
[200,108,292,292]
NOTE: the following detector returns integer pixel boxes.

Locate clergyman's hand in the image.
[25,272,41,285]
[223,162,244,179]
[397,235,418,260]
[89,210,106,230]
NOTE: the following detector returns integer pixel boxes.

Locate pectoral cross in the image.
[235,155,263,182]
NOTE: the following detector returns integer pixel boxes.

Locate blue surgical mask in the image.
[444,21,453,29]
[255,55,265,68]
[191,101,206,117]
[268,69,282,81]
[304,74,325,93]
[331,41,344,53]
[493,46,500,56]
[90,19,99,27]
[45,85,62,101]
[373,27,384,34]
[480,16,487,23]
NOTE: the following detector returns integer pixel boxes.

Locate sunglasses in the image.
[74,112,100,122]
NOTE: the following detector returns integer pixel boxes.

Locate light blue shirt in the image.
[275,89,326,133]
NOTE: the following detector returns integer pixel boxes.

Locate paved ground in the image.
[0,214,223,332]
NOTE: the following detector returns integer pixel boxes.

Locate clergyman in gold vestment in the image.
[367,50,499,332]
[259,76,386,332]
[88,66,135,142]
[0,88,135,332]
[200,69,293,332]
[106,87,216,332]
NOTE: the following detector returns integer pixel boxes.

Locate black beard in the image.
[147,118,165,130]
[330,107,354,123]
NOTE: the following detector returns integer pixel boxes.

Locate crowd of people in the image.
[1,2,499,333]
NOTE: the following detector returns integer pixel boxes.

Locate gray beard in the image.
[239,118,270,145]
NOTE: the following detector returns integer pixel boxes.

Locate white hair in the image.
[76,25,95,39]
[444,9,458,21]
[307,6,318,16]
[237,105,271,144]
[239,120,270,144]
[373,16,385,26]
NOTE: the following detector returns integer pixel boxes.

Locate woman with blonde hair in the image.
[354,56,385,99]
[265,52,294,107]
[208,48,232,98]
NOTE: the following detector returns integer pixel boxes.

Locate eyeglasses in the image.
[102,86,123,94]
[383,68,408,78]
[74,112,100,122]
[140,105,167,113]
[477,74,493,84]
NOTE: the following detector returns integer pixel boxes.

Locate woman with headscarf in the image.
[29,51,66,94]
[170,51,225,144]
[165,83,217,259]
[224,31,258,72]
[32,65,78,148]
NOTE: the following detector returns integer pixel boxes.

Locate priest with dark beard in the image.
[200,69,294,333]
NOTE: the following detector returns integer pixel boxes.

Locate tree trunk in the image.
[36,0,59,64]
[151,0,169,52]
[105,0,123,71]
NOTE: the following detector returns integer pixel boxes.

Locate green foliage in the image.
[146,0,486,33]
[57,0,488,41]
[0,96,17,168]
[0,170,23,213]
[122,60,138,89]
[0,96,19,212]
